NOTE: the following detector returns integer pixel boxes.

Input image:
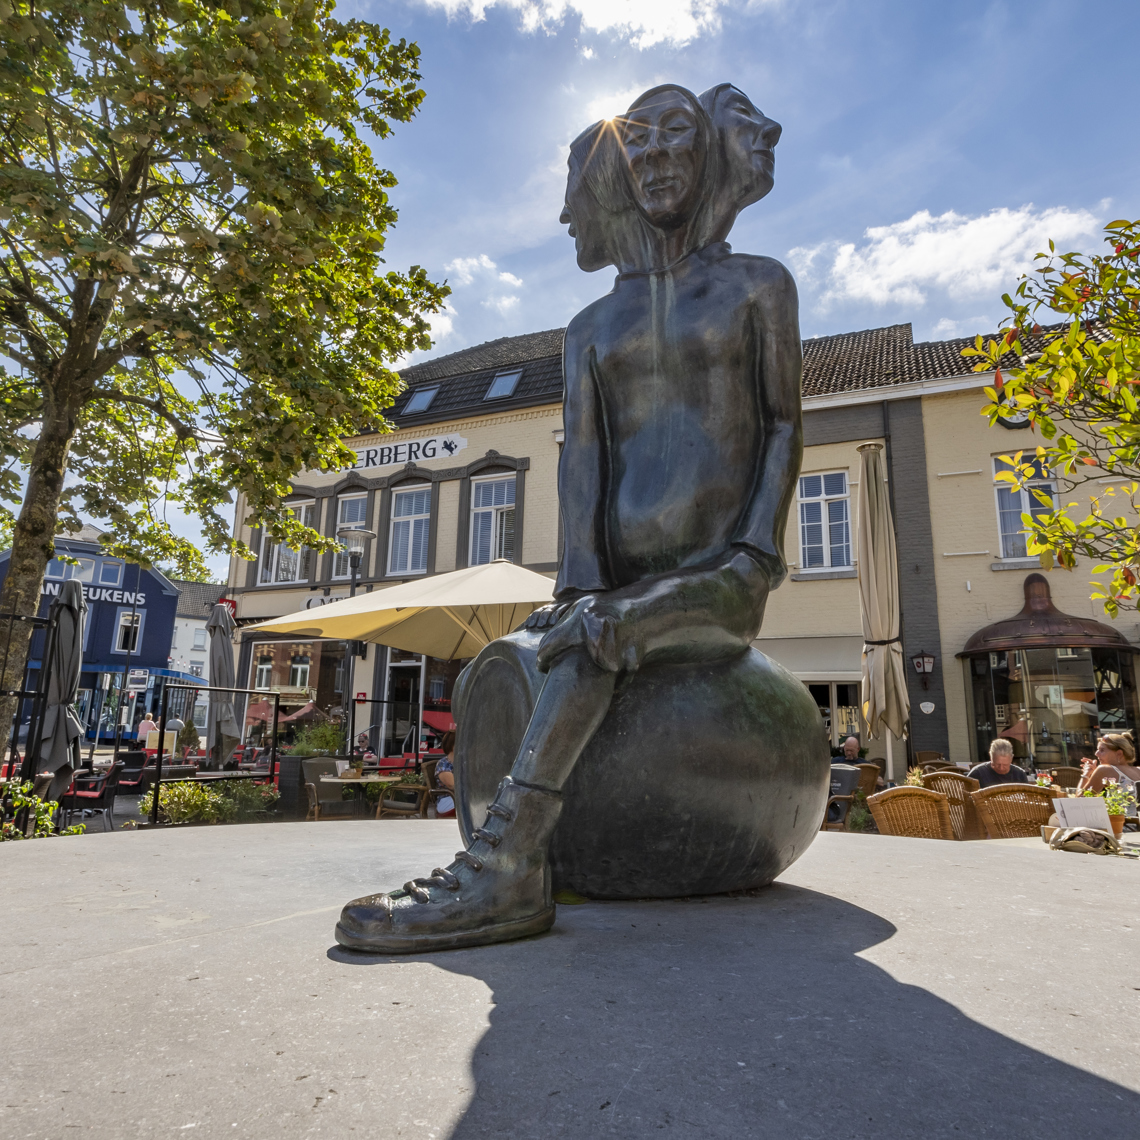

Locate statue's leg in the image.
[335,646,615,954]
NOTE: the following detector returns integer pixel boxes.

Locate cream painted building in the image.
[227,323,1140,767]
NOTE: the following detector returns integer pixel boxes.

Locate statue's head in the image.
[560,81,778,272]
[699,84,781,230]
[560,120,632,273]
[618,85,710,230]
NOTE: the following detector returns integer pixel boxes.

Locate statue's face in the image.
[716,87,780,207]
[560,153,609,272]
[620,92,703,228]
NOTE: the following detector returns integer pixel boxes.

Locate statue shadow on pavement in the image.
[328,883,1140,1137]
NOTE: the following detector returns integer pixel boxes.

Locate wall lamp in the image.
[911,651,936,689]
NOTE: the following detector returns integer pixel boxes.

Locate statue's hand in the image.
[523,601,574,631]
[536,594,634,675]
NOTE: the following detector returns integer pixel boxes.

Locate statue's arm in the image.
[554,320,609,599]
[731,258,803,588]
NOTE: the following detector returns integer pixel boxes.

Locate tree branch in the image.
[87,386,199,441]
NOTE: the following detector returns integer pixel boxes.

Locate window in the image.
[188,663,204,678]
[484,370,522,400]
[388,485,431,575]
[798,472,851,569]
[171,627,178,649]
[254,655,273,689]
[994,457,1056,559]
[470,476,516,565]
[403,386,439,415]
[99,561,123,586]
[115,610,142,653]
[193,628,207,650]
[333,495,369,578]
[289,655,311,688]
[259,502,317,584]
[45,556,95,581]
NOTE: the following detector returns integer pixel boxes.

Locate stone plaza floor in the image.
[1,821,1137,1138]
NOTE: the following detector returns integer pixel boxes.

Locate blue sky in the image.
[341,0,1140,355]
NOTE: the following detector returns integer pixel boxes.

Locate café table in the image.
[319,773,404,816]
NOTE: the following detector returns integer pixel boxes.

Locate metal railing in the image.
[150,683,281,826]
[0,609,59,783]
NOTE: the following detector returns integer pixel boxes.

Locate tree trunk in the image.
[0,389,81,764]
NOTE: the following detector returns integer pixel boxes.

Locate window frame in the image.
[387,483,432,577]
[796,470,852,571]
[484,369,522,401]
[332,493,370,580]
[258,500,317,585]
[993,457,1057,560]
[112,607,146,654]
[192,627,208,651]
[403,386,440,415]
[469,475,517,566]
[99,560,124,586]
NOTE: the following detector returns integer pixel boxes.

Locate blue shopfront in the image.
[0,533,202,743]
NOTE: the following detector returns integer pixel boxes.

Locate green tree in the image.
[0,1,447,706]
[966,219,1140,615]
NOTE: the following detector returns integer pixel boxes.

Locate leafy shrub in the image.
[138,779,279,825]
[1,782,85,840]
[179,721,202,753]
[291,721,345,757]
[905,766,926,787]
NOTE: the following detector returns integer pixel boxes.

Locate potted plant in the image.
[1101,779,1134,839]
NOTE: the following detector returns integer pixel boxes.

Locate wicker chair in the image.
[1049,766,1082,789]
[921,770,983,840]
[821,765,863,831]
[854,762,880,799]
[914,750,945,766]
[921,761,957,773]
[867,787,955,840]
[970,784,1056,839]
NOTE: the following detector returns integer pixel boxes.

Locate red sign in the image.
[218,597,237,617]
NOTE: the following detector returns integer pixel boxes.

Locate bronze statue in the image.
[336,84,828,954]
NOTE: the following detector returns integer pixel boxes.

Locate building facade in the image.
[0,527,202,743]
[226,324,1140,768]
[168,581,229,682]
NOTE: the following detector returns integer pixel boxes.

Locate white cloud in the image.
[788,205,1102,310]
[417,0,746,49]
[442,252,524,321]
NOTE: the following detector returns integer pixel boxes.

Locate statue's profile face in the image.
[714,86,781,208]
[619,92,704,228]
[560,156,607,272]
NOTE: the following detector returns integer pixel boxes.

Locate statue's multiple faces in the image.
[560,82,781,272]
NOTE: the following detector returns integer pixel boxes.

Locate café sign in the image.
[342,434,467,471]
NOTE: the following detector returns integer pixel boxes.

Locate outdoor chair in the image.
[914,750,945,766]
[854,762,881,799]
[302,758,354,821]
[376,776,429,820]
[421,759,452,818]
[970,784,1056,839]
[921,770,983,840]
[866,787,955,840]
[1049,766,1082,789]
[61,761,124,832]
[921,761,957,773]
[821,764,862,831]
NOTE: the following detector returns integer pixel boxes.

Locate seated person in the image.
[839,735,861,763]
[136,715,157,743]
[1078,732,1140,797]
[968,739,1030,788]
[433,731,456,818]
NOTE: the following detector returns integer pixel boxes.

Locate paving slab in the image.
[1,821,1137,1139]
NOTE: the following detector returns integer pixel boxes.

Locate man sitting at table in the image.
[968,739,1030,788]
[840,735,861,763]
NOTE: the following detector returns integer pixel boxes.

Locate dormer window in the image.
[403,386,439,415]
[484,370,522,400]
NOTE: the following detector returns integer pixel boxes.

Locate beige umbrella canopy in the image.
[856,442,910,781]
[244,560,555,660]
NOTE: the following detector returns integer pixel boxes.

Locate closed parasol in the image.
[37,579,88,799]
[856,442,910,782]
[205,603,241,769]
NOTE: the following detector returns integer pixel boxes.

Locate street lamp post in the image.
[337,526,375,759]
